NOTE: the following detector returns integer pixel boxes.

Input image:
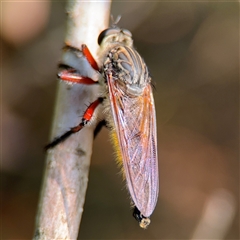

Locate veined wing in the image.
[107,77,159,217]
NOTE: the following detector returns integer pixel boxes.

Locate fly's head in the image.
[98,26,133,49]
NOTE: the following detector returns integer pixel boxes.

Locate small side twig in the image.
[33,1,111,239]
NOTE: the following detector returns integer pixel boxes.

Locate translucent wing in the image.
[107,77,159,217]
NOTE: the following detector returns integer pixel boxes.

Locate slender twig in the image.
[33,1,111,239]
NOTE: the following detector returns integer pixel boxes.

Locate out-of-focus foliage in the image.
[1,1,239,239]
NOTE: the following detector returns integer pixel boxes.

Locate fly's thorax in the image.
[103,45,151,96]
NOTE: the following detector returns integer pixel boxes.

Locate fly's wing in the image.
[108,78,159,217]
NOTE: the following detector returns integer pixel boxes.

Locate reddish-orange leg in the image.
[58,44,99,85]
[45,44,103,150]
[45,97,103,150]
[82,44,99,71]
[58,68,98,85]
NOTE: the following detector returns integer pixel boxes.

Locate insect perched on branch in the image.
[45,20,159,229]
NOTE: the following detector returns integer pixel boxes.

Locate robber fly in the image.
[45,19,159,229]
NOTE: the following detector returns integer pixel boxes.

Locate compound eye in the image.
[98,28,121,45]
[122,29,132,37]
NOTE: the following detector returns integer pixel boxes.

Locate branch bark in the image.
[33,1,111,239]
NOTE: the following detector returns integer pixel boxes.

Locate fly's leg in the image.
[81,44,99,71]
[58,44,99,85]
[63,44,99,71]
[58,67,98,85]
[45,97,104,150]
[94,120,107,138]
[45,44,103,150]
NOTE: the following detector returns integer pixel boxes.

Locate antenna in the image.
[111,15,121,26]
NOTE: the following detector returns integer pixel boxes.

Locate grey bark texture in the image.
[33,1,111,239]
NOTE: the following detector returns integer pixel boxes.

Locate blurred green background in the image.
[1,1,239,239]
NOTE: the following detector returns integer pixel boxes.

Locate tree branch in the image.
[33,1,111,239]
